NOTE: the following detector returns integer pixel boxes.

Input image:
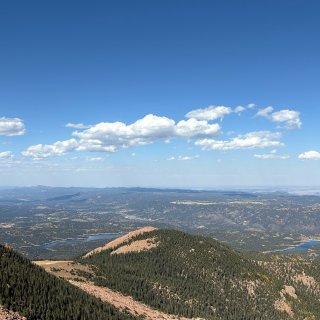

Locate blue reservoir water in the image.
[43,232,122,249]
[280,240,320,252]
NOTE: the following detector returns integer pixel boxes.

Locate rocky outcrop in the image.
[0,306,26,320]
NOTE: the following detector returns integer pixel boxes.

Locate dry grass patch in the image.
[34,260,94,281]
[111,237,158,255]
[83,226,157,257]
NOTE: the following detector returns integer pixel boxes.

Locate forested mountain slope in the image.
[0,244,135,320]
[81,229,284,320]
[3,228,320,320]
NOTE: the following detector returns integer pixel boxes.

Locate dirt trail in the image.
[69,280,196,320]
[83,226,157,257]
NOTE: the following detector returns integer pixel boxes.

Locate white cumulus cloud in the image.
[195,131,283,151]
[0,151,14,159]
[73,114,175,152]
[256,107,301,130]
[66,123,91,129]
[73,115,220,152]
[167,155,199,161]
[21,105,300,159]
[256,106,274,117]
[23,114,221,158]
[74,115,221,152]
[298,151,320,160]
[234,106,246,114]
[87,157,105,161]
[254,149,289,160]
[0,117,26,136]
[271,110,301,129]
[186,104,249,120]
[22,139,78,159]
[186,106,232,120]
[175,118,220,138]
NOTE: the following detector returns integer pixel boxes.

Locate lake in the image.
[280,239,320,252]
[42,232,123,249]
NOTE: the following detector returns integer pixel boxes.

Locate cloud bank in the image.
[23,114,221,158]
[21,104,302,159]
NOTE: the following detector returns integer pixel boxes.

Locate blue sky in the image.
[0,0,319,187]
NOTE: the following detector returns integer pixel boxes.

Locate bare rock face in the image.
[293,272,317,288]
[281,285,298,300]
[274,285,298,317]
[0,306,26,320]
[274,299,293,317]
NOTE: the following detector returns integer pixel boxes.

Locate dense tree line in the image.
[0,244,136,320]
[83,230,284,320]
